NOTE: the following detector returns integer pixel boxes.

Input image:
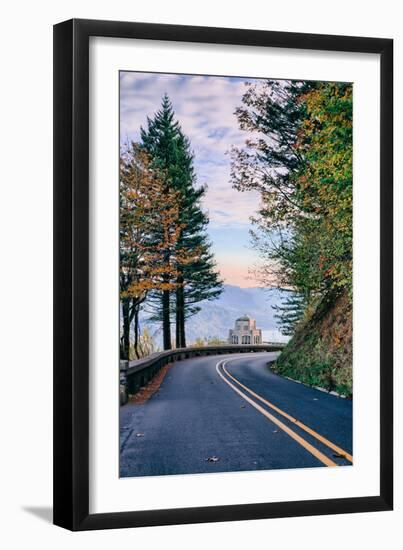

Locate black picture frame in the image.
[53,18,393,531]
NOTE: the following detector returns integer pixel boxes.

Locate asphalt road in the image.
[120,352,352,478]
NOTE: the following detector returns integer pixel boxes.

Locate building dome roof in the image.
[236,314,251,321]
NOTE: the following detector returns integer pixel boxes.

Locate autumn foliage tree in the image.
[296,83,353,292]
[120,144,183,358]
[231,80,353,333]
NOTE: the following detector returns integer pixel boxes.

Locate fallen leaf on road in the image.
[206,456,220,463]
[129,363,172,405]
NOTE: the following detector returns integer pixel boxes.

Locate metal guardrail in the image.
[120,343,285,398]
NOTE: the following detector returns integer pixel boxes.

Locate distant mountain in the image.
[140,284,289,346]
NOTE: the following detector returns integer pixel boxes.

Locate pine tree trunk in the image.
[180,311,186,348]
[175,300,180,349]
[162,289,171,350]
[179,308,186,348]
[121,298,131,360]
[133,309,140,359]
[175,276,186,348]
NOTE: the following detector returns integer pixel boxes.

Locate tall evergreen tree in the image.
[140,95,184,349]
[272,292,307,336]
[140,94,222,349]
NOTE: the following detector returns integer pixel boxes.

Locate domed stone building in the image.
[228,315,262,345]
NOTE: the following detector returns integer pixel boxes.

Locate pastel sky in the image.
[120,71,264,288]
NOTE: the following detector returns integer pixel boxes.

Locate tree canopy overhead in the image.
[231,79,353,334]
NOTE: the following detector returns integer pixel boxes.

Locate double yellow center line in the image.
[216,358,352,468]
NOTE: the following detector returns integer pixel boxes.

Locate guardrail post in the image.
[119,360,129,405]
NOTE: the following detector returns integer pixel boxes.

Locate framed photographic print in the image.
[53,19,393,530]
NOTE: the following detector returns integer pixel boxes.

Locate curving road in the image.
[120,352,352,477]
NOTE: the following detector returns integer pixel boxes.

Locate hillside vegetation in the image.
[272,290,352,397]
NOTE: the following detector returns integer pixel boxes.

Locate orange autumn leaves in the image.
[120,145,202,300]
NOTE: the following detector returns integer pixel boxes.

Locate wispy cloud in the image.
[120,71,264,287]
